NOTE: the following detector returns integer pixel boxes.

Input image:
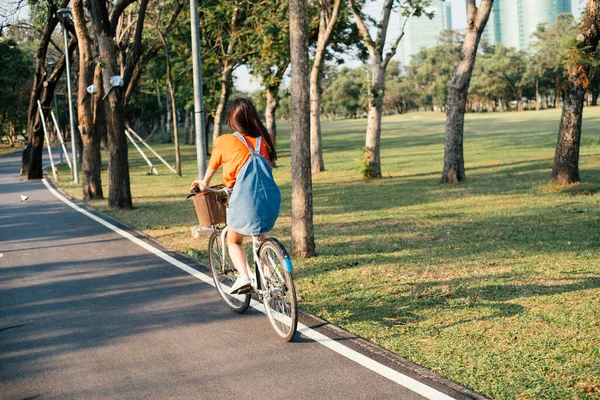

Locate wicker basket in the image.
[192,184,227,226]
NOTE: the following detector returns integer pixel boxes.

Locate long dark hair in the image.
[227,98,277,161]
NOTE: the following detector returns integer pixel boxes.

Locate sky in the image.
[234,0,586,93]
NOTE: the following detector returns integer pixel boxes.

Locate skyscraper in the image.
[400,0,452,64]
[482,0,572,50]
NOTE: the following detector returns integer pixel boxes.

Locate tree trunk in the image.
[168,90,181,176]
[517,87,523,112]
[159,32,182,177]
[265,85,278,139]
[73,0,103,200]
[164,90,172,143]
[536,79,540,111]
[184,110,190,145]
[364,60,385,178]
[188,111,196,145]
[212,66,232,141]
[289,0,315,258]
[550,0,600,185]
[89,0,132,209]
[205,115,213,148]
[309,0,341,174]
[155,82,166,141]
[309,58,325,173]
[93,62,107,159]
[441,0,493,184]
[591,91,599,106]
[348,0,412,179]
[551,77,586,184]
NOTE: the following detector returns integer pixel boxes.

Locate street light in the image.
[47,60,62,164]
[57,7,79,183]
[189,0,208,180]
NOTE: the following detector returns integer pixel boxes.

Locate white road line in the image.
[42,179,457,400]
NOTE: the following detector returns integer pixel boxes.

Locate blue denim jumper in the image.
[227,133,281,235]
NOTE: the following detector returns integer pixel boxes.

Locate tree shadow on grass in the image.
[309,159,600,216]
[303,207,599,275]
[317,272,600,331]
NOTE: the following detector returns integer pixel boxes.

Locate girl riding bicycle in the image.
[190,98,280,294]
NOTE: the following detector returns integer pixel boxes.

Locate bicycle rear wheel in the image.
[258,238,297,341]
[208,230,250,313]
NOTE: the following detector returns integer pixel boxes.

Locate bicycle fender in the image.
[283,257,293,272]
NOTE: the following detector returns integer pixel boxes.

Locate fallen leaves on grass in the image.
[574,381,600,394]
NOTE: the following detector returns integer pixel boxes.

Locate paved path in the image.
[0,152,483,400]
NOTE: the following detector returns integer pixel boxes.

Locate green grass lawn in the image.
[57,108,600,400]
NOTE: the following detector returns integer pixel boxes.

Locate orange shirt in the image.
[208,133,273,189]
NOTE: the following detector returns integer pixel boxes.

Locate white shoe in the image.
[229,276,251,294]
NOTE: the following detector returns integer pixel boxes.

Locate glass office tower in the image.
[400,0,452,64]
[482,0,572,50]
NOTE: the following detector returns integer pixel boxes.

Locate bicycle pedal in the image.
[230,284,252,295]
[237,286,252,294]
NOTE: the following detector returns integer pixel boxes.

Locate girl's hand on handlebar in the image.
[190,180,208,194]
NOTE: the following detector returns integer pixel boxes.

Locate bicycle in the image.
[194,186,298,342]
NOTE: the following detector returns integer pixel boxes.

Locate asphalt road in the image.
[0,151,483,400]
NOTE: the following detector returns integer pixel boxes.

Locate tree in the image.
[532,14,578,108]
[157,29,182,176]
[322,66,367,117]
[470,44,511,112]
[309,0,342,173]
[348,0,432,178]
[289,0,316,257]
[72,0,103,200]
[525,49,547,111]
[0,39,34,144]
[550,0,600,185]
[21,0,73,179]
[479,45,528,111]
[384,62,417,114]
[440,0,493,184]
[405,30,463,111]
[123,0,188,105]
[247,0,290,140]
[200,1,258,141]
[88,0,149,208]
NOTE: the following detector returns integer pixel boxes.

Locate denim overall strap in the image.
[233,132,261,155]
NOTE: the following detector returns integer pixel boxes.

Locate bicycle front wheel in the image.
[208,231,250,313]
[258,238,298,341]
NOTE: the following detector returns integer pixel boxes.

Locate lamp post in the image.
[47,60,62,164]
[57,8,79,184]
[189,0,208,180]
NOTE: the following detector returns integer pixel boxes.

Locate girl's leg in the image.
[228,229,249,279]
[255,234,271,277]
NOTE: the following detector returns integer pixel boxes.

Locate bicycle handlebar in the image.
[204,186,230,194]
[186,185,230,199]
